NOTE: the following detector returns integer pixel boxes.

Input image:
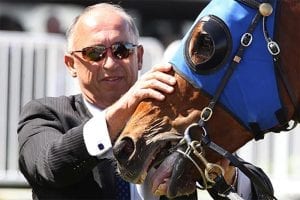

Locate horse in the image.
[113,0,300,199]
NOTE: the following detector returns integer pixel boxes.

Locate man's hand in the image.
[106,64,176,141]
[123,64,176,106]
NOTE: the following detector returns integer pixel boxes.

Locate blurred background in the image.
[0,0,299,199]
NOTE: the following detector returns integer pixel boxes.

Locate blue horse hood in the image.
[169,0,283,136]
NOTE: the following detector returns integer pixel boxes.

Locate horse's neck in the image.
[276,0,300,70]
[276,0,300,122]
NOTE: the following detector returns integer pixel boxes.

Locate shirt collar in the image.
[82,98,104,117]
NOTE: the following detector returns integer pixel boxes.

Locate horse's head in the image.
[113,71,252,197]
[113,0,300,198]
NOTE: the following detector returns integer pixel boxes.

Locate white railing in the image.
[0,31,67,186]
[239,127,300,199]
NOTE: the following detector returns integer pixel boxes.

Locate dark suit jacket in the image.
[18,94,198,200]
[18,94,119,199]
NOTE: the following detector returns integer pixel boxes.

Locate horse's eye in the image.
[186,15,232,74]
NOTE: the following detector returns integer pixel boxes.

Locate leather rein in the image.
[175,0,300,199]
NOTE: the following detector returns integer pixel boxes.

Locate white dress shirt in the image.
[236,168,252,199]
[82,99,159,200]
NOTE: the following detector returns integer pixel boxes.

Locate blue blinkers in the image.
[169,0,284,137]
[185,15,232,74]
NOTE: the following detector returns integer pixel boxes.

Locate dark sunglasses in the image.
[71,42,138,62]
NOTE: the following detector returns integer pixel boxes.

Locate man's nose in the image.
[101,50,118,70]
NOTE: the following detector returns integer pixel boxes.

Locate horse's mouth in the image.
[116,132,182,184]
[149,152,177,196]
[138,133,197,198]
[140,130,199,198]
[149,151,198,198]
[136,137,180,184]
[115,131,197,198]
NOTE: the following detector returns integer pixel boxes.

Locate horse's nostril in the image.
[113,137,135,164]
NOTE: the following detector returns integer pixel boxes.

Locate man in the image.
[18,3,273,200]
[18,3,177,200]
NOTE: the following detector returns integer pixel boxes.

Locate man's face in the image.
[66,9,143,108]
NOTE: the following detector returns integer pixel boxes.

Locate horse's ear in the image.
[185,15,232,74]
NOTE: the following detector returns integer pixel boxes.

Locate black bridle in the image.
[176,0,300,199]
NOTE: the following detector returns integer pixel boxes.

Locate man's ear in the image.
[64,54,77,77]
[137,45,144,70]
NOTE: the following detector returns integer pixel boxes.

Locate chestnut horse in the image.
[113,0,300,199]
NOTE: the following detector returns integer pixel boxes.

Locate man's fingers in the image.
[151,63,173,72]
[126,64,177,104]
[141,70,176,87]
[146,79,175,94]
[142,89,166,101]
